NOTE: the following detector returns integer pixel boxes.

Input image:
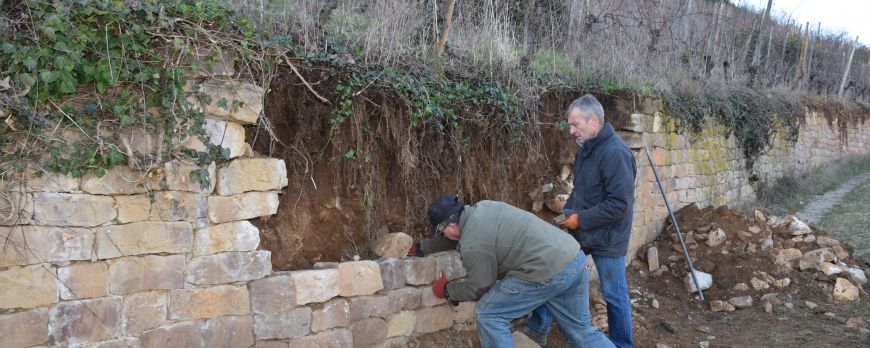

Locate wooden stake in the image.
[437,0,457,55]
[793,22,809,89]
[838,36,859,98]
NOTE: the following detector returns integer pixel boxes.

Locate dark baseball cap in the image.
[428,195,464,235]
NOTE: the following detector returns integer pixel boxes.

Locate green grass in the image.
[752,155,870,216]
[817,179,870,261]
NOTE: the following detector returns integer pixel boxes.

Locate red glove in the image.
[432,271,449,299]
[408,242,423,257]
[557,214,579,229]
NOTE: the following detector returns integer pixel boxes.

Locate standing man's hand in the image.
[556,214,579,229]
[432,271,449,299]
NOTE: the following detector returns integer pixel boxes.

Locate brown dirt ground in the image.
[415,205,870,348]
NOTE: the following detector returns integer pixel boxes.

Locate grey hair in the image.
[565,94,605,123]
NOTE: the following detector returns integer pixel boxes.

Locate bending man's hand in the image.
[556,214,579,230]
[432,271,449,299]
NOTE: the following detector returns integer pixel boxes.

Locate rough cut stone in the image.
[292,269,340,305]
[647,247,659,272]
[170,285,250,320]
[163,160,216,193]
[387,311,416,338]
[199,81,265,125]
[81,166,149,195]
[819,262,847,276]
[288,328,352,348]
[386,287,422,312]
[85,337,140,348]
[150,191,208,221]
[33,193,116,227]
[374,233,413,259]
[49,296,123,346]
[0,226,94,267]
[58,262,109,300]
[376,258,405,291]
[193,221,260,256]
[216,158,287,196]
[815,236,840,248]
[709,301,724,312]
[349,317,388,348]
[845,316,867,330]
[847,267,868,285]
[97,221,193,256]
[185,251,271,285]
[254,308,312,340]
[338,261,384,297]
[802,248,837,267]
[706,228,726,246]
[414,305,454,333]
[203,315,254,348]
[788,219,812,235]
[24,170,79,192]
[775,248,803,266]
[0,308,49,347]
[832,245,849,260]
[834,277,859,302]
[311,299,350,332]
[750,277,770,291]
[433,250,465,280]
[122,291,167,335]
[403,257,436,285]
[207,191,279,223]
[0,264,58,309]
[684,270,712,293]
[115,194,153,223]
[249,275,296,314]
[0,191,33,225]
[728,296,753,308]
[734,283,749,291]
[513,331,541,348]
[140,320,204,348]
[108,255,185,294]
[254,340,289,348]
[453,302,475,323]
[421,286,448,307]
[772,278,791,289]
[184,118,246,159]
[349,295,393,322]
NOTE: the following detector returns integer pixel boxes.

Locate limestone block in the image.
[255,340,289,348]
[184,118,246,159]
[49,296,123,346]
[163,160,216,193]
[0,191,33,225]
[728,296,753,308]
[373,233,413,259]
[349,295,392,323]
[684,270,712,294]
[207,191,279,223]
[170,285,250,320]
[115,194,152,223]
[291,269,340,305]
[616,131,643,149]
[199,81,264,125]
[150,191,208,222]
[33,193,116,227]
[193,221,260,256]
[403,257,436,285]
[81,166,149,195]
[311,299,350,332]
[625,113,652,133]
[706,228,726,246]
[387,311,416,338]
[84,337,140,348]
[216,158,287,196]
[0,264,58,309]
[24,170,79,192]
[97,221,193,256]
[453,302,475,323]
[647,246,660,272]
[184,251,271,285]
[816,236,840,248]
[58,262,109,300]
[376,258,405,291]
[513,331,541,347]
[249,275,296,315]
[421,286,447,307]
[386,287,422,312]
[139,320,204,348]
[775,248,802,266]
[432,250,465,280]
[414,305,453,333]
[288,328,352,348]
[801,248,837,267]
[176,46,235,78]
[819,262,847,276]
[108,255,185,294]
[348,317,387,348]
[788,219,812,235]
[0,226,94,267]
[122,291,167,335]
[203,315,255,348]
[834,278,859,302]
[0,308,49,347]
[338,261,384,297]
[95,228,122,260]
[254,308,312,340]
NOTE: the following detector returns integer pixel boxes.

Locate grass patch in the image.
[817,178,870,261]
[752,155,870,216]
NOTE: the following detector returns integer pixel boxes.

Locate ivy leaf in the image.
[220,147,231,160]
[22,56,37,70]
[217,97,228,110]
[1,42,15,54]
[38,69,58,84]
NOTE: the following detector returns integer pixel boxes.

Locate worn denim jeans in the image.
[528,254,634,348]
[474,253,614,348]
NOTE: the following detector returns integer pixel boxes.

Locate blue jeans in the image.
[474,253,614,348]
[528,254,634,348]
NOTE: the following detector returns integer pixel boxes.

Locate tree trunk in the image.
[793,22,809,89]
[838,36,859,98]
[519,0,542,69]
[437,0,457,55]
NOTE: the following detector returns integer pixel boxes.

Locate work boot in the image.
[513,324,548,345]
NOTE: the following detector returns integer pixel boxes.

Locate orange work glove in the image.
[557,214,579,230]
[432,271,449,299]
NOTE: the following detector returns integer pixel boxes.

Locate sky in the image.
[739,0,870,46]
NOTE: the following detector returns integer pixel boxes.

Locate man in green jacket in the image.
[419,195,614,348]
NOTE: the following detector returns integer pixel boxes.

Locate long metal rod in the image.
[644,146,705,301]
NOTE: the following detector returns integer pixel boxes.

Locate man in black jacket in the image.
[520,94,637,347]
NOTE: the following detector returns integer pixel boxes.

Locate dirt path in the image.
[795,171,870,225]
